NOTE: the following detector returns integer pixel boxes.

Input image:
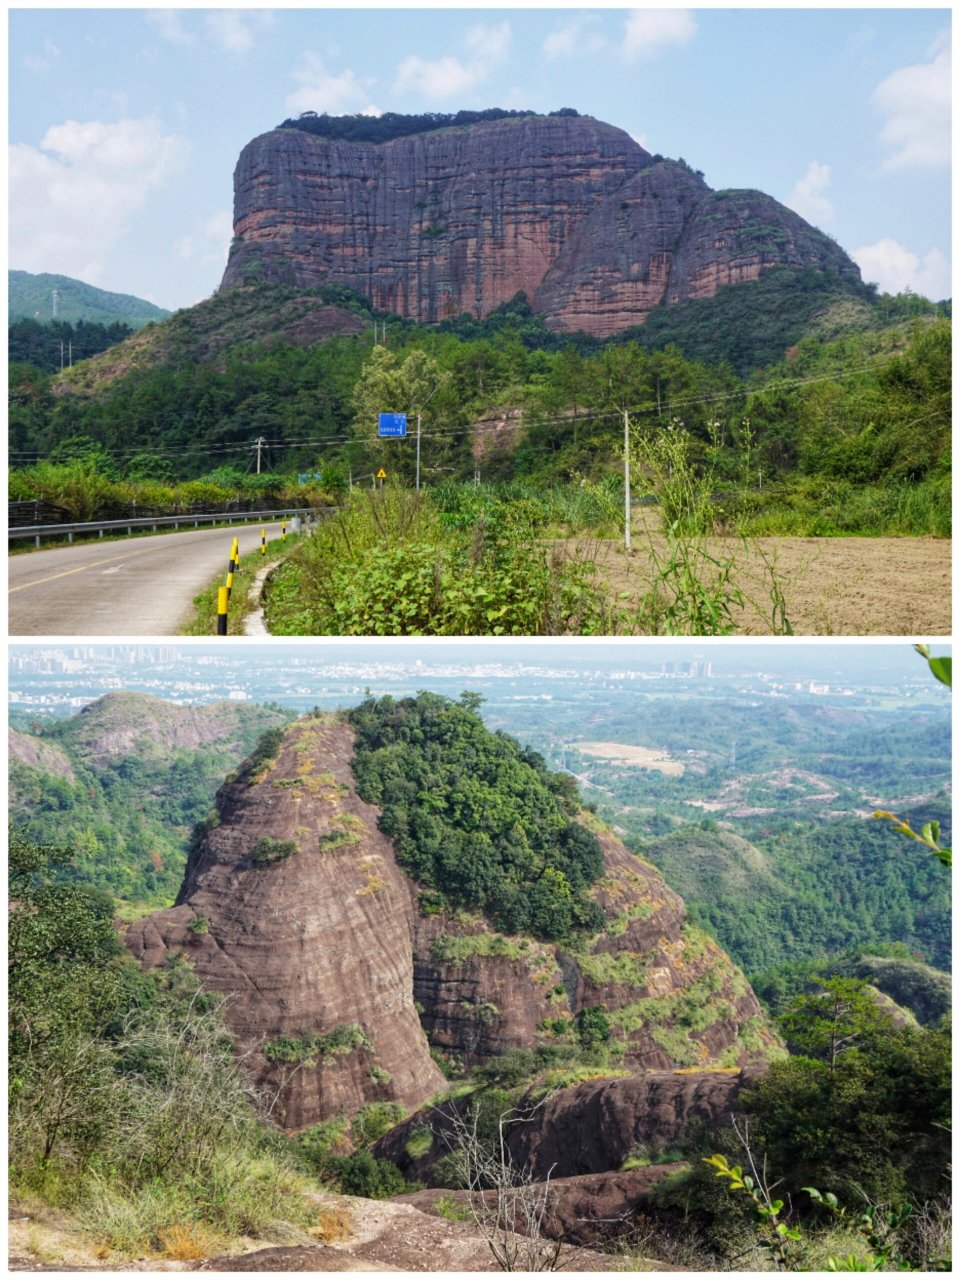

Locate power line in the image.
[7,354,914,468]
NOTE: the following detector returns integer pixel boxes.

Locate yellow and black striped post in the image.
[261,526,266,556]
[225,568,234,601]
[281,518,287,542]
[217,586,228,636]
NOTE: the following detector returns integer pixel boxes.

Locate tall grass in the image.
[734,476,951,538]
[264,487,612,636]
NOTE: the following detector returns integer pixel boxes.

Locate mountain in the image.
[221,112,861,337]
[9,270,170,328]
[9,693,296,906]
[125,705,779,1133]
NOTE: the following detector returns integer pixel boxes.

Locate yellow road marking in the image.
[9,529,262,594]
[9,546,165,593]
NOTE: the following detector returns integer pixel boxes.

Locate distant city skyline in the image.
[9,8,951,308]
[9,639,951,694]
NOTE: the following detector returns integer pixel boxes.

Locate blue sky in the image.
[9,7,952,312]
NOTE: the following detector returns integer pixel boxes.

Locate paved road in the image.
[9,522,291,636]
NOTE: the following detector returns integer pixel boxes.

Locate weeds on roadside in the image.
[265,487,612,636]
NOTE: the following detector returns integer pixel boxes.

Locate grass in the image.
[181,534,298,635]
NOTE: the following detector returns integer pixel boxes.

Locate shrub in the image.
[251,837,299,867]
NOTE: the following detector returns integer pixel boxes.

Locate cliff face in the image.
[126,713,775,1133]
[125,716,446,1131]
[221,115,860,335]
[415,827,773,1074]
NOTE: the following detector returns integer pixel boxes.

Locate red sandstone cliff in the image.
[221,115,860,335]
[125,714,776,1134]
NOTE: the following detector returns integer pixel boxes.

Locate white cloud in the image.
[786,161,835,227]
[543,16,607,60]
[176,210,234,268]
[23,39,61,74]
[9,116,187,284]
[204,10,274,56]
[147,10,194,46]
[286,53,379,117]
[465,22,511,64]
[394,21,512,103]
[872,43,951,171]
[852,238,951,300]
[622,10,697,62]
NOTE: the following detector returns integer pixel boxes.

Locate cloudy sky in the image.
[9,7,952,311]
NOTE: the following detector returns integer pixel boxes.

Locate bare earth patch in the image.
[575,742,685,776]
[572,533,950,636]
[9,1192,643,1273]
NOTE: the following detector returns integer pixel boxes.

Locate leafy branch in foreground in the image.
[872,645,952,868]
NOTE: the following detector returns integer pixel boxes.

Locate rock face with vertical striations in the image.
[221,113,861,336]
[125,715,447,1132]
[126,712,777,1134]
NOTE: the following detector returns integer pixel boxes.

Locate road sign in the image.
[378,412,407,438]
[376,468,388,480]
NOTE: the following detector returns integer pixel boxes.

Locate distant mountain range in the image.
[9,270,171,329]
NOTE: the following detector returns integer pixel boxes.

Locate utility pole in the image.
[253,436,265,473]
[415,413,421,491]
[623,409,632,551]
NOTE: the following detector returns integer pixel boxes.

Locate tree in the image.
[350,347,452,483]
[777,977,888,1068]
[438,1096,567,1272]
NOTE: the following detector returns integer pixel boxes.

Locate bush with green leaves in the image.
[9,828,318,1254]
[264,487,610,636]
[347,691,604,941]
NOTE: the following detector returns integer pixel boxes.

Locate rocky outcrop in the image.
[375,1066,759,1183]
[125,715,446,1131]
[221,115,860,336]
[414,828,775,1074]
[8,727,76,782]
[126,713,776,1133]
[65,692,278,766]
[400,1167,687,1248]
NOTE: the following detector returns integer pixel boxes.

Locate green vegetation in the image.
[9,829,320,1258]
[263,486,610,636]
[250,836,299,867]
[347,692,604,941]
[263,1022,372,1066]
[10,318,136,373]
[278,107,579,144]
[9,269,170,328]
[633,810,951,977]
[8,699,295,907]
[8,267,950,544]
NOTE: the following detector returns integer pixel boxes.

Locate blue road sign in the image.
[378,412,408,437]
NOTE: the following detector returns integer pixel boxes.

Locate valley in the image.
[8,643,951,1269]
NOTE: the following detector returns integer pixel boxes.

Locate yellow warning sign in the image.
[376,469,387,479]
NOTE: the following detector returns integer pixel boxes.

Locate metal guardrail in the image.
[9,508,318,548]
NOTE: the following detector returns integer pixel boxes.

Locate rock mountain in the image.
[126,711,778,1134]
[222,112,860,337]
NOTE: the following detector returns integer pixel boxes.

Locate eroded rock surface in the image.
[221,116,860,335]
[126,713,776,1134]
[125,716,445,1130]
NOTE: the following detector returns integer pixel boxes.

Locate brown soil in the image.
[571,530,951,635]
[9,1192,644,1273]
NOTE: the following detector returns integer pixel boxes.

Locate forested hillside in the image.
[9,695,296,907]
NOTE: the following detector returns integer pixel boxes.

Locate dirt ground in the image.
[571,530,951,635]
[9,1192,641,1273]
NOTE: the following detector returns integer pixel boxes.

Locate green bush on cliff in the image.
[347,692,604,941]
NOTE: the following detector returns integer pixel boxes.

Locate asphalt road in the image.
[9,522,291,636]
